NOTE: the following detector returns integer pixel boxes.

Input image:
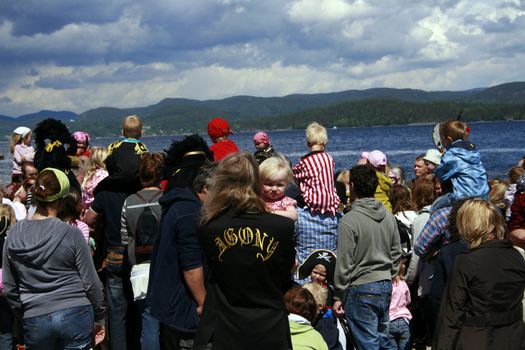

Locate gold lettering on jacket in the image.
[214,227,279,262]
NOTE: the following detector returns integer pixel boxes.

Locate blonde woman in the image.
[81,147,109,212]
[434,199,525,350]
[196,152,295,350]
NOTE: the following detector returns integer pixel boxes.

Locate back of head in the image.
[201,152,266,224]
[284,287,318,323]
[90,147,109,170]
[411,178,436,210]
[32,168,70,207]
[259,155,292,183]
[57,190,81,222]
[489,179,508,210]
[139,153,165,188]
[0,204,16,235]
[306,122,327,146]
[302,283,328,309]
[440,120,468,143]
[457,198,505,248]
[509,166,525,184]
[122,115,142,139]
[350,165,378,199]
[33,118,72,150]
[390,184,412,214]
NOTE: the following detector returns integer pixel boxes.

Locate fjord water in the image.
[0,120,523,185]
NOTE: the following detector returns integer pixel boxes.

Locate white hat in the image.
[423,149,442,165]
[13,126,31,136]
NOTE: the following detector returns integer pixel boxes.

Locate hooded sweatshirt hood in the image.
[159,186,199,209]
[7,218,69,267]
[351,197,387,222]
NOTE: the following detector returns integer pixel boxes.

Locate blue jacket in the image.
[435,140,489,200]
[148,187,203,331]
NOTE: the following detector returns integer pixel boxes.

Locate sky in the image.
[1,0,524,116]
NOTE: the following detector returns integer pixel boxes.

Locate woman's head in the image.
[32,168,71,207]
[456,198,505,248]
[201,152,266,224]
[411,178,436,211]
[284,287,318,323]
[259,156,292,202]
[139,153,165,188]
[390,184,412,215]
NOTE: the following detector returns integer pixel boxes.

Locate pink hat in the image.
[360,151,369,159]
[253,131,270,146]
[368,150,387,167]
[73,131,90,144]
[207,118,233,139]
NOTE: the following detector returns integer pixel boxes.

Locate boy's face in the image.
[310,264,327,284]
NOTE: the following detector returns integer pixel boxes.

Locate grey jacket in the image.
[2,217,105,324]
[334,198,402,299]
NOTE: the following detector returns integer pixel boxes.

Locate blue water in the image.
[1,120,523,186]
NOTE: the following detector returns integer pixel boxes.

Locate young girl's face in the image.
[310,264,327,284]
[23,134,32,145]
[262,171,289,201]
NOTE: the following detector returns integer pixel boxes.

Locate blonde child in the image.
[259,155,298,221]
[292,122,340,273]
[10,127,35,183]
[105,115,148,181]
[388,259,412,350]
[81,146,109,212]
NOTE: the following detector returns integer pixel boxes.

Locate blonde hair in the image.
[259,155,292,184]
[336,169,350,184]
[122,115,142,139]
[81,146,108,188]
[302,282,328,309]
[457,198,505,249]
[306,122,327,146]
[0,204,16,235]
[489,179,509,211]
[201,152,267,224]
[10,130,32,154]
[440,120,468,142]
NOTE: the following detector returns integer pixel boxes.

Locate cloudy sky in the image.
[1,0,524,116]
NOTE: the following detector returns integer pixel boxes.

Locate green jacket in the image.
[289,315,328,350]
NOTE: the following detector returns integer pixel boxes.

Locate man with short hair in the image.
[414,155,428,179]
[333,165,402,350]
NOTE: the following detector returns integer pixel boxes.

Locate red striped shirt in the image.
[293,151,340,215]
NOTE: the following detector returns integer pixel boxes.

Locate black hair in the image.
[350,165,378,198]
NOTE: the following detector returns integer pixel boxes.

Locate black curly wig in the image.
[163,134,214,192]
[33,118,75,151]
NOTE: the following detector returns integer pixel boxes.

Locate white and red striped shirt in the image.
[293,151,340,215]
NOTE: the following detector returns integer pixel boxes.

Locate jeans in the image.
[0,297,13,350]
[23,305,93,350]
[137,298,160,350]
[386,318,411,350]
[106,260,128,350]
[344,280,392,350]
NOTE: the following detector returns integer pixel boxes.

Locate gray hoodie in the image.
[334,198,402,299]
[2,217,104,323]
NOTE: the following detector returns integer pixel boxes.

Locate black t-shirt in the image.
[91,190,128,247]
[197,210,295,350]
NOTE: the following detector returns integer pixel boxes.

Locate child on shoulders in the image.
[259,155,297,221]
[10,127,35,184]
[253,131,276,164]
[293,122,340,274]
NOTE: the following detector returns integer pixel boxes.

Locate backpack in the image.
[395,216,412,253]
[130,191,162,265]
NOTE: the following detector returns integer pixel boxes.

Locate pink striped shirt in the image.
[293,151,340,215]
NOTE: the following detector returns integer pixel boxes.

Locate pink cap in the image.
[368,150,387,167]
[253,131,270,146]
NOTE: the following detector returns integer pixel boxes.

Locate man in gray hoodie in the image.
[333,165,402,350]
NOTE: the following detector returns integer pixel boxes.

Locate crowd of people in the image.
[0,115,525,350]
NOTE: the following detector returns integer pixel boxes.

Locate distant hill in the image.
[1,81,524,138]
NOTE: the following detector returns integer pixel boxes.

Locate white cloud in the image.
[0,0,525,116]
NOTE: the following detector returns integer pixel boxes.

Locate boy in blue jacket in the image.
[433,120,489,210]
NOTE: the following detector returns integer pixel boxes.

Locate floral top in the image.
[264,196,297,212]
[82,168,108,211]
